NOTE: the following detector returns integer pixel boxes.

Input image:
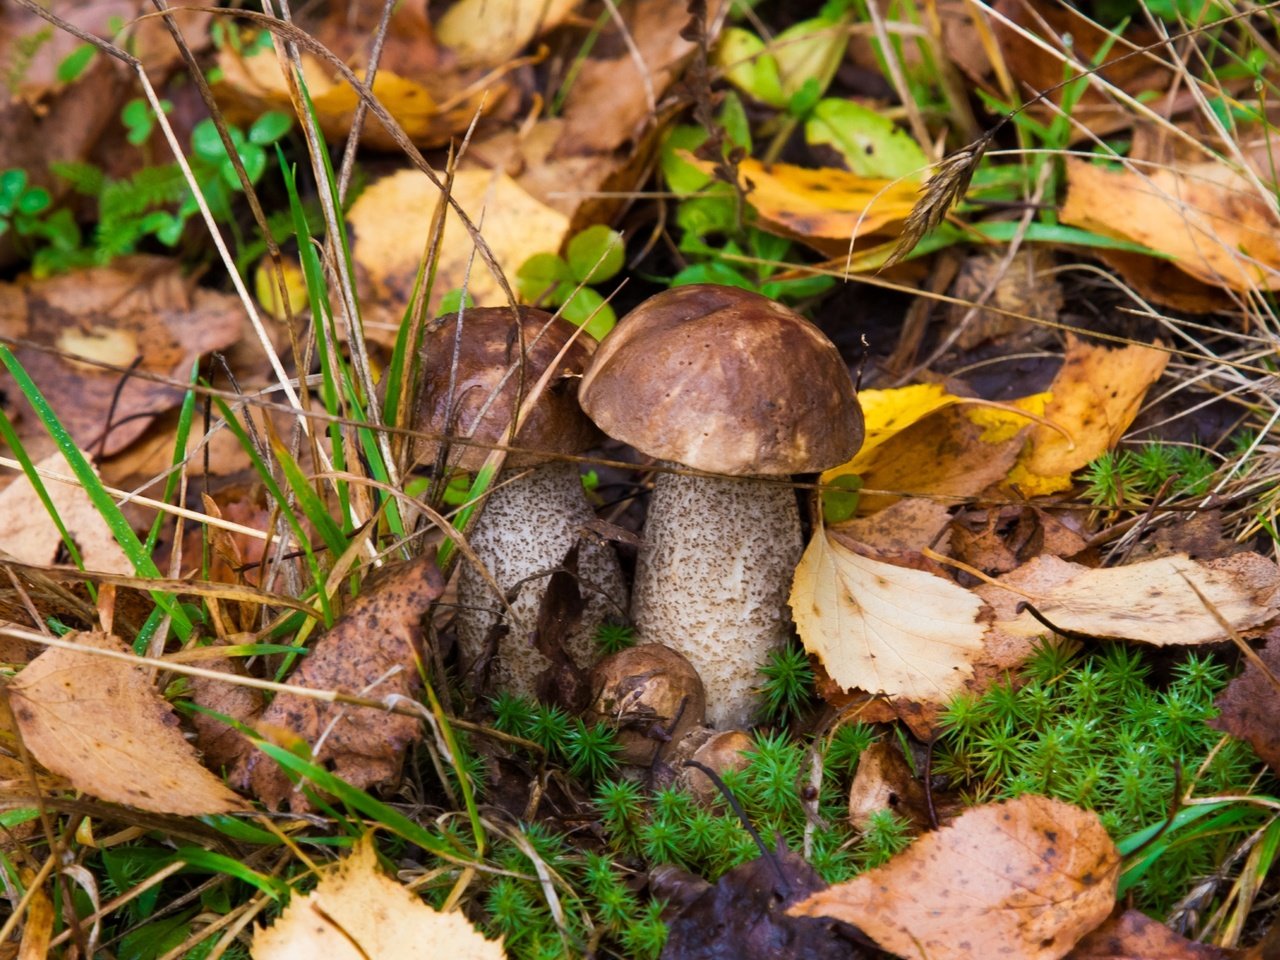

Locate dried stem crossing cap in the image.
[413,306,600,471]
[578,285,862,476]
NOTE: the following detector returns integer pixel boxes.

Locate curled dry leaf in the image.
[1060,157,1280,294]
[348,168,569,344]
[998,552,1280,646]
[7,631,247,815]
[231,553,444,812]
[789,528,986,703]
[250,834,504,960]
[790,794,1120,960]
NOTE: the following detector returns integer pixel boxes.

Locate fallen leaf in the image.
[1061,157,1280,294]
[789,528,987,702]
[437,0,578,66]
[0,449,130,572]
[1066,909,1233,960]
[996,553,1280,646]
[348,168,569,344]
[7,631,246,815]
[0,256,244,456]
[1209,635,1280,776]
[846,740,930,831]
[835,498,953,555]
[945,248,1063,350]
[805,99,929,180]
[250,834,504,960]
[790,795,1120,960]
[1010,334,1168,496]
[655,845,874,959]
[690,156,919,253]
[231,553,444,812]
[188,653,266,774]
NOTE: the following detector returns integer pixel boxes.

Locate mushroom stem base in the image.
[632,465,802,728]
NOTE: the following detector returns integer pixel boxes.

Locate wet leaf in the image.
[231,553,445,812]
[8,631,247,815]
[251,834,504,960]
[789,528,986,702]
[790,795,1120,960]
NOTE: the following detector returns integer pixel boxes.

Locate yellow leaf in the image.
[9,632,247,816]
[251,835,505,960]
[823,384,958,480]
[789,528,986,702]
[686,156,918,246]
[437,0,579,66]
[791,795,1119,960]
[1008,334,1168,494]
[348,168,570,345]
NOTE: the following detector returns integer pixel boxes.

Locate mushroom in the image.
[578,285,862,727]
[588,643,706,765]
[413,306,628,698]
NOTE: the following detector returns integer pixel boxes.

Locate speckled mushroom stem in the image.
[456,460,629,698]
[631,463,802,728]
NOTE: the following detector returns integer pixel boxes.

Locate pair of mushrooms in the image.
[414,284,863,728]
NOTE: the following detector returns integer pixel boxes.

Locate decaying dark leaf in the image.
[188,654,265,774]
[655,844,877,960]
[1066,909,1234,959]
[1209,635,1280,776]
[230,552,444,812]
[533,542,589,711]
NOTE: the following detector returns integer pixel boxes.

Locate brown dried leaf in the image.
[188,655,265,774]
[231,554,444,812]
[1066,909,1233,960]
[789,529,986,703]
[835,499,953,556]
[998,553,1280,646]
[790,795,1120,960]
[846,740,930,832]
[0,449,130,572]
[8,631,246,815]
[0,257,243,456]
[436,0,578,66]
[250,834,504,960]
[1209,636,1280,776]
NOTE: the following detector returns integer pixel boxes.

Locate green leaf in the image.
[249,110,293,145]
[787,77,823,118]
[821,474,862,523]
[671,261,756,291]
[516,252,572,301]
[674,193,736,241]
[972,220,1171,256]
[772,16,847,100]
[567,225,625,284]
[559,287,616,340]
[437,288,476,314]
[121,98,153,145]
[17,186,50,216]
[55,44,96,84]
[660,126,712,195]
[715,27,785,107]
[0,169,29,215]
[224,142,266,187]
[719,92,752,151]
[805,98,929,180]
[191,120,228,163]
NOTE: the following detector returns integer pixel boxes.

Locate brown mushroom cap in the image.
[578,285,862,476]
[412,306,600,472]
